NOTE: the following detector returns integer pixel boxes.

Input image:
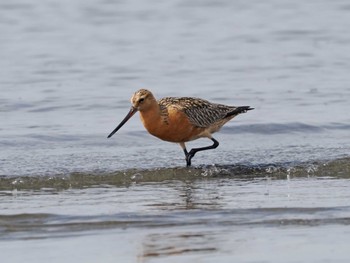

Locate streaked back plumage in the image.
[158,97,250,128]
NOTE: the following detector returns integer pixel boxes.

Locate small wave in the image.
[0,157,349,191]
[222,122,350,134]
[1,206,350,240]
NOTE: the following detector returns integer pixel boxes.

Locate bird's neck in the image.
[139,103,163,133]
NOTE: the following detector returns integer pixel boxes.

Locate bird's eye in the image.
[139,98,145,103]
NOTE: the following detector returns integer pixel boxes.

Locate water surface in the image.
[1,0,350,262]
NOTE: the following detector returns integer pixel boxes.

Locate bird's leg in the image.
[179,142,192,166]
[183,148,191,166]
[186,138,219,166]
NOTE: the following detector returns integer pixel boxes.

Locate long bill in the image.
[107,107,138,138]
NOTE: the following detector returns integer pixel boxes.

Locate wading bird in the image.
[108,89,253,166]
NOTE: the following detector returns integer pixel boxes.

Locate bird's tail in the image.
[226,106,254,117]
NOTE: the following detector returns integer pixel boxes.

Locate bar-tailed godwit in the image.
[108,89,253,166]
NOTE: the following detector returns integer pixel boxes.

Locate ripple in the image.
[222,122,350,134]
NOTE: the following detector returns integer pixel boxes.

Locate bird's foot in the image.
[186,156,191,166]
[185,149,196,167]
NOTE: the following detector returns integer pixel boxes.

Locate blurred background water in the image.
[1,0,350,262]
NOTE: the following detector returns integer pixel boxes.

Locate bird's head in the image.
[107,89,156,138]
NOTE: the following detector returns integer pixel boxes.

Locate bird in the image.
[107,89,253,166]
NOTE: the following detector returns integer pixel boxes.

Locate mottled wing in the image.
[158,97,237,128]
[184,100,238,128]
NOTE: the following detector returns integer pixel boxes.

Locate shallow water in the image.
[1,175,350,262]
[1,0,350,262]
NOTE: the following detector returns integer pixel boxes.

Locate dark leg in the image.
[183,148,191,166]
[184,138,219,166]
